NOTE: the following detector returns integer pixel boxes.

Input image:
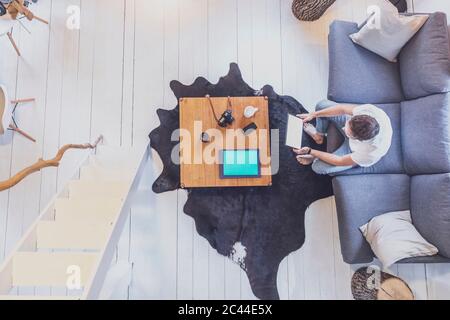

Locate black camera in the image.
[206,95,235,128]
[218,110,234,128]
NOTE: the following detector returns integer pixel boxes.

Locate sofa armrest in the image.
[328,21,405,104]
[411,174,450,258]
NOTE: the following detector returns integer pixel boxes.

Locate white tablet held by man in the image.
[285,114,303,149]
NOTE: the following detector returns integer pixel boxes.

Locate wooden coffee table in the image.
[179,96,272,188]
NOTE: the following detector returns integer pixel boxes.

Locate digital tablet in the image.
[286,114,303,149]
[219,149,261,179]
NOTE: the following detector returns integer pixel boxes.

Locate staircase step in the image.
[37,221,112,250]
[80,165,134,182]
[54,198,123,224]
[68,181,129,199]
[12,252,98,287]
[0,295,81,300]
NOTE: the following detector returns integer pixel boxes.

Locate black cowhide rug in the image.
[149,63,333,299]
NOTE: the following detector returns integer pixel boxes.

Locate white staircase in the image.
[0,144,149,300]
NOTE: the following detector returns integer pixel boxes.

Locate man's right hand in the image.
[296,113,316,123]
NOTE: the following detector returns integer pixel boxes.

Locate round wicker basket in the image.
[291,0,336,22]
[292,0,407,22]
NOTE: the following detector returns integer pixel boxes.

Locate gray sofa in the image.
[327,12,450,264]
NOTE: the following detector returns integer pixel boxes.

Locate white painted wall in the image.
[0,0,449,299]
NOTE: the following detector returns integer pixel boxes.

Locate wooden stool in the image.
[3,0,48,24]
[0,85,36,142]
[0,0,49,56]
[351,267,414,300]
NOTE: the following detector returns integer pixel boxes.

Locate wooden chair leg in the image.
[32,15,49,25]
[11,98,35,104]
[6,32,21,56]
[9,124,36,143]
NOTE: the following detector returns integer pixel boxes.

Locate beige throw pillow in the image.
[360,210,438,268]
[350,0,428,62]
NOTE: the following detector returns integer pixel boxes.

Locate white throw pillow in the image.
[350,0,428,62]
[360,210,438,268]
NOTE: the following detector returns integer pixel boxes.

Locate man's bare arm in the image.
[313,104,357,118]
[297,104,357,122]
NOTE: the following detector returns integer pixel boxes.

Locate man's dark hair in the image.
[349,115,380,141]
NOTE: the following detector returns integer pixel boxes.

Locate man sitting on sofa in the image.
[295,100,393,175]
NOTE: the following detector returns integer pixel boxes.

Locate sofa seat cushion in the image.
[331,103,404,176]
[328,21,405,104]
[326,122,345,154]
[333,174,410,264]
[399,12,450,100]
[411,174,450,258]
[401,93,450,175]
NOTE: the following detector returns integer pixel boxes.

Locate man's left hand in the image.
[293,147,312,155]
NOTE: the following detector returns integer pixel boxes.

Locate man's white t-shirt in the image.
[349,104,393,167]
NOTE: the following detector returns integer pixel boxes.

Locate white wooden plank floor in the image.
[0,0,449,300]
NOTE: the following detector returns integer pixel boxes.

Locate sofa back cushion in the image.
[411,174,450,258]
[401,93,450,175]
[399,12,450,100]
[328,21,405,104]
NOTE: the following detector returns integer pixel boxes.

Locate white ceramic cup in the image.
[244,105,259,118]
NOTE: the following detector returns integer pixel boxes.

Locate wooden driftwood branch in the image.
[0,136,103,192]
